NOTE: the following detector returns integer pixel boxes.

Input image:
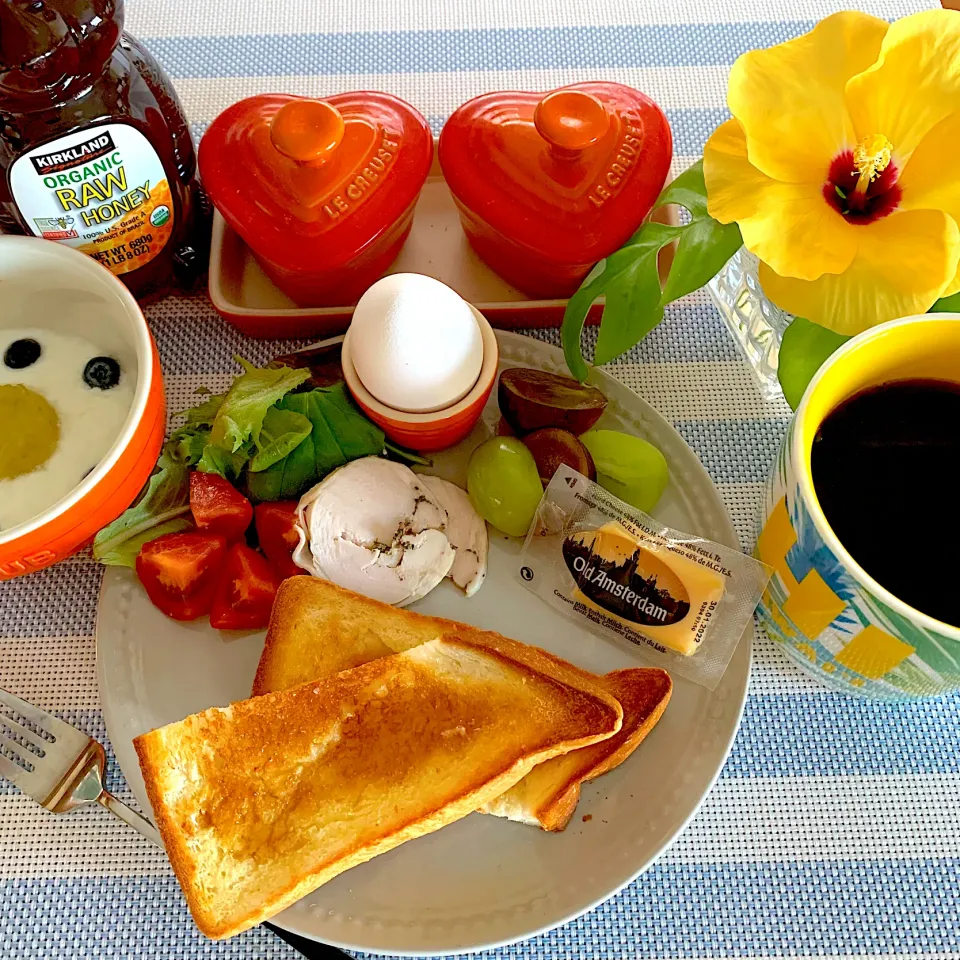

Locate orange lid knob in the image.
[270,99,345,162]
[534,90,610,152]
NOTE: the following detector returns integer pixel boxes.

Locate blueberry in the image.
[4,338,41,369]
[83,356,121,390]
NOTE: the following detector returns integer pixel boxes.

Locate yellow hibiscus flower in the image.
[703,9,960,335]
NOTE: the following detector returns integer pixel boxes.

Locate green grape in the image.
[467,437,544,537]
[579,429,668,513]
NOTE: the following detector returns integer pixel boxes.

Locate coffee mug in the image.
[756,314,960,700]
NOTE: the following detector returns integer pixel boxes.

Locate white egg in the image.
[349,274,483,413]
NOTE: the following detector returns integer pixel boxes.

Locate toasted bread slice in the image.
[479,667,671,830]
[136,634,622,939]
[254,577,671,831]
[253,575,462,696]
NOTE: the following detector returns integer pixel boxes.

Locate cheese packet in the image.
[516,465,772,689]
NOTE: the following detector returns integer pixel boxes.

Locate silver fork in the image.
[0,686,161,844]
[0,687,350,959]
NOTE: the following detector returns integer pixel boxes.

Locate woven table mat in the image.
[2,1,958,957]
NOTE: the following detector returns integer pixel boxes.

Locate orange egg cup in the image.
[0,238,166,581]
[342,305,498,452]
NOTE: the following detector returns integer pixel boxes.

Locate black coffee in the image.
[811,378,960,627]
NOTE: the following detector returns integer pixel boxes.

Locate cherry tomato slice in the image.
[136,532,228,621]
[190,471,253,542]
[254,500,303,580]
[210,543,281,631]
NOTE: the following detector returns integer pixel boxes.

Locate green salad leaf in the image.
[384,441,432,466]
[249,406,313,472]
[169,428,207,466]
[562,159,743,381]
[92,448,193,567]
[167,395,222,466]
[246,383,385,501]
[182,393,224,428]
[209,358,310,454]
[174,358,310,480]
[197,442,251,480]
[92,362,424,567]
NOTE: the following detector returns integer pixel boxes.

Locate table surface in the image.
[3,0,958,958]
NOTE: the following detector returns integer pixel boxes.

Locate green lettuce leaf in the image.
[309,382,385,460]
[182,393,224,427]
[209,357,310,454]
[92,449,193,567]
[169,428,208,466]
[197,442,251,480]
[246,384,384,501]
[249,406,312,472]
[174,360,311,480]
[384,441,432,466]
[165,393,224,466]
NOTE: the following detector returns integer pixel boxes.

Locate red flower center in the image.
[823,150,901,224]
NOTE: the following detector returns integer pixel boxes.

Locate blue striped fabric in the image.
[2,857,959,959]
[144,23,818,76]
[2,1,958,959]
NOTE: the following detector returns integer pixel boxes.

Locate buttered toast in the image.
[480,667,671,830]
[255,577,671,831]
[136,633,622,939]
[253,575,467,696]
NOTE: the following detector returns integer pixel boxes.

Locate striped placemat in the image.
[2,1,957,957]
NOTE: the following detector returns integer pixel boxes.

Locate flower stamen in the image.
[852,134,893,198]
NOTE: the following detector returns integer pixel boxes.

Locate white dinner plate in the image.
[97,331,750,955]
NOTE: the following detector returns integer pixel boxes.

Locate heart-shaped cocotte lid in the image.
[438,83,672,298]
[199,92,433,305]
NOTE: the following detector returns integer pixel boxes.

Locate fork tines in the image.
[0,688,80,796]
[0,688,65,740]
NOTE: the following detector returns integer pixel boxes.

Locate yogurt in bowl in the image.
[0,327,135,531]
[0,237,165,579]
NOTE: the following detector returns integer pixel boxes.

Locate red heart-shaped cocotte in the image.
[199,93,433,306]
[439,83,672,299]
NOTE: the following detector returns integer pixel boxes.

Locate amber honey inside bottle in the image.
[0,0,206,299]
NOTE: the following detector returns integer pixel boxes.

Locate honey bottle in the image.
[0,0,206,299]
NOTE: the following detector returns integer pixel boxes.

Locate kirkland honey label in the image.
[8,124,174,275]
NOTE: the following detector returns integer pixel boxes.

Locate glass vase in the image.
[707,248,792,399]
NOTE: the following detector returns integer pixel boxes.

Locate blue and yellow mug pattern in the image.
[756,315,960,700]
